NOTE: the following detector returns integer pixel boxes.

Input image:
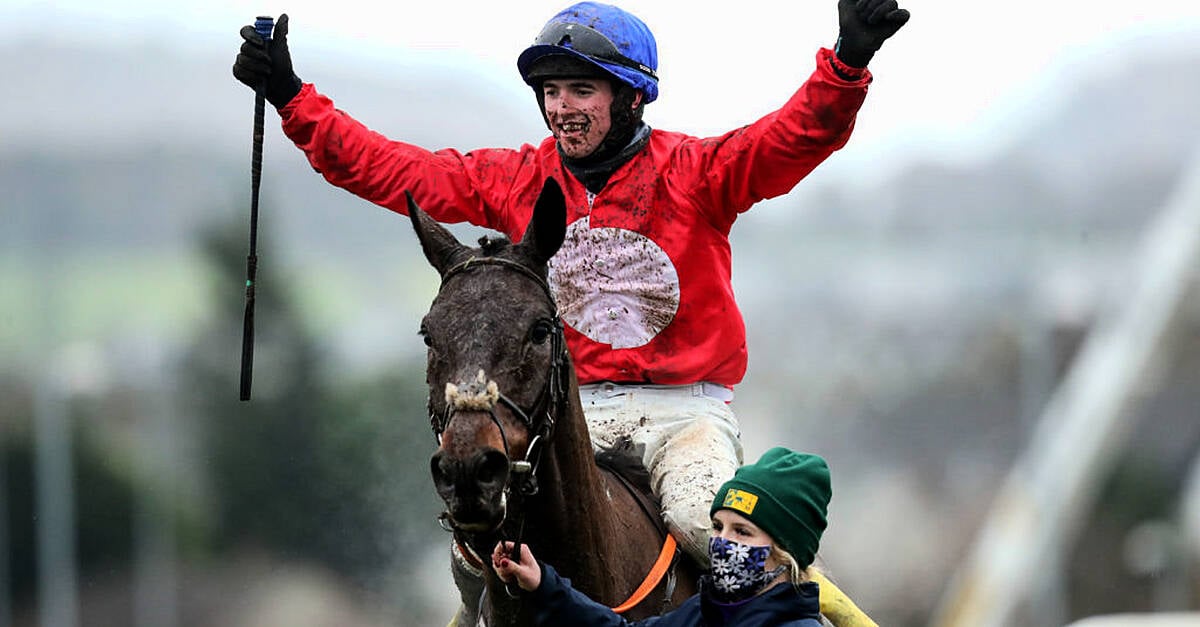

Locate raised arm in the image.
[232,14,530,230]
[681,0,910,225]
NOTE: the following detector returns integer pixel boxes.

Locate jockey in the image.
[233,1,908,625]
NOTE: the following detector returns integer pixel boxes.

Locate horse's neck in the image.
[482,388,621,626]
[525,385,622,592]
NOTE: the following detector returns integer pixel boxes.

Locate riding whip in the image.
[240,15,273,401]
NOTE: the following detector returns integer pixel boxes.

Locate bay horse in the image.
[407,178,699,625]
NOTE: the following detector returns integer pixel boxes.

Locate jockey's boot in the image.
[447,540,485,627]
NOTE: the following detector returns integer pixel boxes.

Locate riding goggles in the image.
[533,21,658,81]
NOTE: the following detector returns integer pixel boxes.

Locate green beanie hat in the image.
[709,447,832,568]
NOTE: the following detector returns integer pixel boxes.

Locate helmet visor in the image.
[533,21,657,81]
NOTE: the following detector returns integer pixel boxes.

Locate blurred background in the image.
[3,1,1200,626]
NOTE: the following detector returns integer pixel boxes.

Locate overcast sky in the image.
[7,0,1200,169]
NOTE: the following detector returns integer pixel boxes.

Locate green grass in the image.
[0,252,212,362]
[0,251,439,370]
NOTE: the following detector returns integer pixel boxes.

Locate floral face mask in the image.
[707,536,788,603]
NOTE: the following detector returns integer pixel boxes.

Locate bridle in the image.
[429,255,569,533]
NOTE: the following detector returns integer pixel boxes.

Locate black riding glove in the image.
[232,13,303,108]
[835,0,911,68]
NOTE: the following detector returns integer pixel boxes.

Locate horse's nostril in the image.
[476,449,510,487]
[431,452,452,490]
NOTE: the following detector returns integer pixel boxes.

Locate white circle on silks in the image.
[548,217,680,350]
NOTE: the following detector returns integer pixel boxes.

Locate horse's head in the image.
[408,178,567,535]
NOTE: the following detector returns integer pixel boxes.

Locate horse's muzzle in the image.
[431,448,510,532]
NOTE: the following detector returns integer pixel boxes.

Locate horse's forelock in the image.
[477,235,511,257]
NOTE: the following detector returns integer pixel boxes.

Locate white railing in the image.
[932,149,1200,627]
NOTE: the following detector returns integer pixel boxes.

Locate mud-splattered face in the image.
[541,77,615,159]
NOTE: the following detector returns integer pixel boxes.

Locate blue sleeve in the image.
[529,563,663,627]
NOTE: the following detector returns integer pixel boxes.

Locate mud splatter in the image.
[548,217,679,349]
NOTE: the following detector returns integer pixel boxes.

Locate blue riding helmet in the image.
[517,2,659,103]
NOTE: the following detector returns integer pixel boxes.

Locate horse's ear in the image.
[407,190,464,276]
[520,177,566,264]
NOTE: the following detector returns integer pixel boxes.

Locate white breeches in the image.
[579,382,744,565]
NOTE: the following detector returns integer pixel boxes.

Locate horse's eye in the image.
[530,319,554,345]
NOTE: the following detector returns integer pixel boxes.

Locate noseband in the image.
[430,255,569,511]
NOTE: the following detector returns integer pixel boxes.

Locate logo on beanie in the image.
[722,489,758,515]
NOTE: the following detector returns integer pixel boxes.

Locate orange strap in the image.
[611,534,677,614]
[457,534,677,614]
[457,538,487,570]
